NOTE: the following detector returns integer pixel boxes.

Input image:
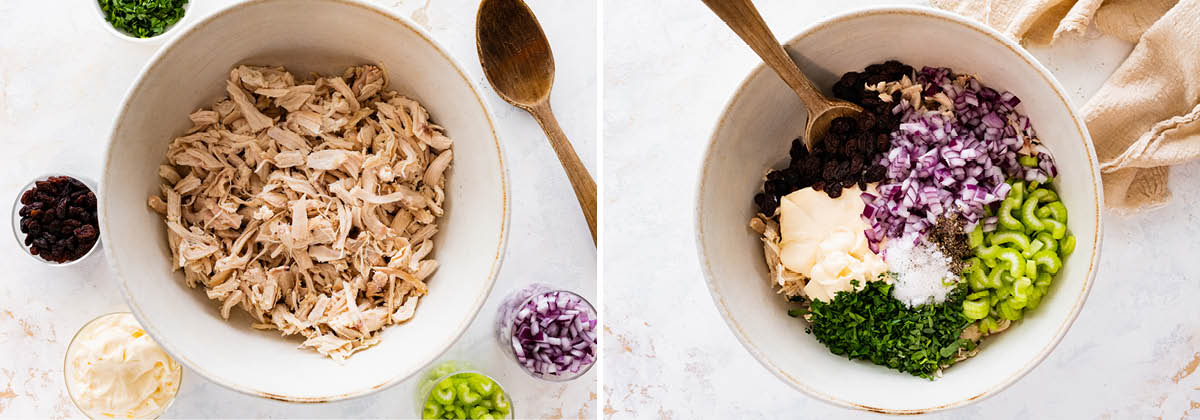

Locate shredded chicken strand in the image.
[149,65,451,361]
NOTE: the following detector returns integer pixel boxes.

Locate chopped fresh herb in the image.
[805,279,973,379]
[98,0,188,38]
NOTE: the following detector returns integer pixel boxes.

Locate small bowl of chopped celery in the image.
[415,361,514,420]
[92,0,190,43]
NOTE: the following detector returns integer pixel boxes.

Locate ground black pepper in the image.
[929,215,972,271]
[755,60,915,215]
[18,176,99,263]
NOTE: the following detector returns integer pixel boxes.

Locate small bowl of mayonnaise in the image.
[64,312,183,419]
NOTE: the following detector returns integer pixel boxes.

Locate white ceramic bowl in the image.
[696,6,1102,414]
[100,0,508,402]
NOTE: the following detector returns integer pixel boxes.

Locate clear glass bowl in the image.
[414,361,514,419]
[64,312,183,420]
[495,284,597,382]
[12,174,101,266]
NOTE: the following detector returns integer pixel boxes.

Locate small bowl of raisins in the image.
[12,174,101,266]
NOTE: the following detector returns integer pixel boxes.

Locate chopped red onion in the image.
[862,67,1057,245]
[498,286,596,380]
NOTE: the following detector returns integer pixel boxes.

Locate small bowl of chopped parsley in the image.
[93,0,190,42]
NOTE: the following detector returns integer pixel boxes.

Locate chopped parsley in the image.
[98,0,188,38]
[805,279,974,379]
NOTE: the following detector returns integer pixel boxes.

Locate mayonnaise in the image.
[66,313,182,419]
[778,185,889,302]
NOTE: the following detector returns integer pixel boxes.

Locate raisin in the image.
[764,179,788,196]
[822,161,839,181]
[17,176,99,263]
[827,182,844,198]
[788,138,808,161]
[754,193,779,215]
[752,61,914,205]
[830,117,855,135]
[864,165,887,183]
[74,225,97,240]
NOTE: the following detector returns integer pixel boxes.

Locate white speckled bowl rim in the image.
[694,5,1103,414]
[98,0,510,403]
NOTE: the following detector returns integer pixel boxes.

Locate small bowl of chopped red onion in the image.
[12,174,101,266]
[495,284,598,381]
[696,5,1101,414]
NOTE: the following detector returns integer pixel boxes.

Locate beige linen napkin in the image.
[930,0,1199,211]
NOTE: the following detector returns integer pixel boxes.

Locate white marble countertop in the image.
[603,0,1200,418]
[0,0,596,418]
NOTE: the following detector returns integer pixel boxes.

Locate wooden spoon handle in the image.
[528,102,598,244]
[701,0,831,111]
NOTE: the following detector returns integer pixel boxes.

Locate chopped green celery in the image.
[963,257,982,273]
[423,403,443,420]
[997,300,1023,321]
[966,290,990,301]
[456,383,477,405]
[460,390,481,406]
[993,282,1013,301]
[1025,256,1038,278]
[1027,188,1059,203]
[468,376,496,397]
[1022,239,1044,259]
[1036,232,1057,254]
[998,198,1024,231]
[986,266,1007,289]
[1044,201,1068,223]
[1021,196,1045,232]
[432,384,456,405]
[1035,206,1052,219]
[991,231,1031,251]
[479,414,496,420]
[997,249,1025,278]
[1011,277,1033,306]
[493,393,510,412]
[1019,155,1039,167]
[1026,286,1045,310]
[1032,250,1062,274]
[968,226,985,248]
[979,317,999,334]
[1035,273,1053,288]
[1042,219,1067,239]
[1061,235,1076,255]
[1009,181,1025,204]
[976,244,1004,260]
[470,406,490,419]
[967,267,988,291]
[963,300,990,320]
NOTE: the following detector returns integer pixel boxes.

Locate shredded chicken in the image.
[749,213,806,299]
[149,65,452,361]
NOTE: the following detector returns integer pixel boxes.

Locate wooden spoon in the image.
[476,0,598,244]
[702,0,862,149]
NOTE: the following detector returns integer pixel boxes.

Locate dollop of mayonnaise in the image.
[66,313,182,419]
[778,185,889,302]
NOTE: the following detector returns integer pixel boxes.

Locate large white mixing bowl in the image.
[100,0,508,402]
[696,6,1102,413]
